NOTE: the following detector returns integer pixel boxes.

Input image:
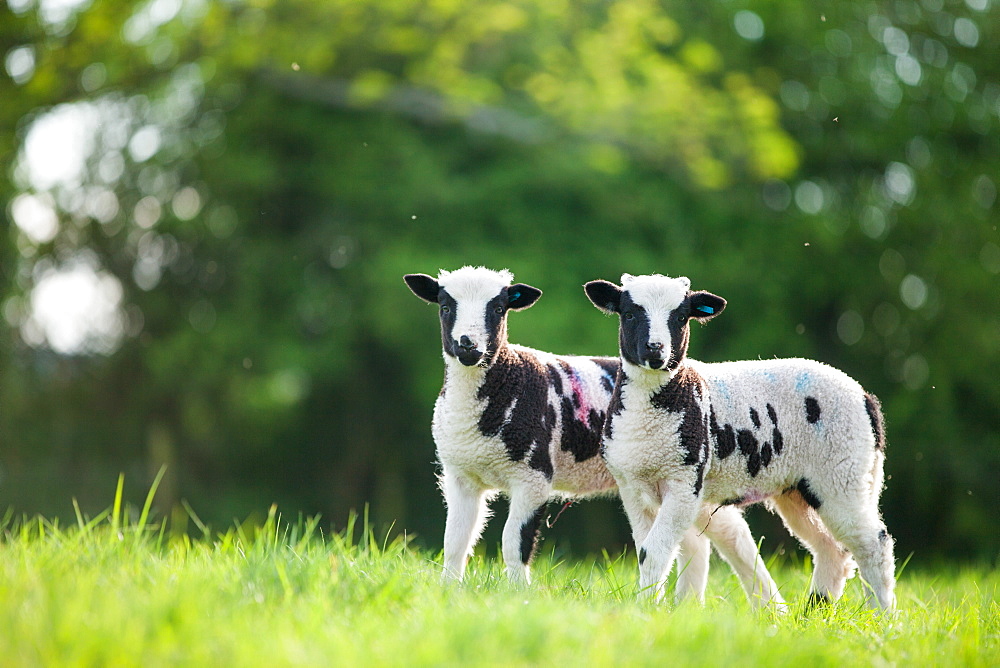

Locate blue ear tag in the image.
[697,305,715,314]
[511,291,521,300]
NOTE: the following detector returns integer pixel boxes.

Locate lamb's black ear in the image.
[688,291,726,322]
[507,283,542,311]
[584,280,623,315]
[404,274,440,303]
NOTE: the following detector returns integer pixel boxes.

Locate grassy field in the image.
[1,481,997,666]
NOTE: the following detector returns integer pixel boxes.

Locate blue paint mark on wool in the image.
[795,372,811,394]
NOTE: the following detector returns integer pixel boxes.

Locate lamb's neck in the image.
[621,358,683,394]
[442,344,516,393]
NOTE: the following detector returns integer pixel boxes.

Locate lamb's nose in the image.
[646,341,664,352]
[458,335,477,350]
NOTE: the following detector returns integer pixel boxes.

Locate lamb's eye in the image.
[495,306,504,314]
[624,312,635,321]
[440,305,450,314]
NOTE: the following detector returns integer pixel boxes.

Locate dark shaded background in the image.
[1,0,997,563]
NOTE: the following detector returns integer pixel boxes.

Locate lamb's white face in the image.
[584,273,727,373]
[438,267,514,366]
[619,274,692,371]
[404,266,542,367]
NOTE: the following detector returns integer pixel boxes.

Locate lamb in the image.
[584,273,896,610]
[405,266,786,610]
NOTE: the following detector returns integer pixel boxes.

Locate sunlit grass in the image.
[0,480,997,666]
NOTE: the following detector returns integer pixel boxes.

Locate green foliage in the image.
[1,0,998,561]
[0,503,998,666]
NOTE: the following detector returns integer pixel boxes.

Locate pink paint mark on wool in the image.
[568,372,590,423]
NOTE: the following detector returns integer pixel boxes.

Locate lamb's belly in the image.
[550,450,617,496]
[701,458,794,506]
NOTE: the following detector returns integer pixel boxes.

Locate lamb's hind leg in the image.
[770,490,856,604]
[813,487,897,611]
[675,528,711,604]
[699,505,787,611]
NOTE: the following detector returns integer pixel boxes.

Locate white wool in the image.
[602,275,896,610]
[438,265,513,296]
[416,267,784,608]
[620,274,690,314]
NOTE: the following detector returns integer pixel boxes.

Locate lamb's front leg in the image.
[638,480,701,601]
[441,468,489,581]
[501,483,550,585]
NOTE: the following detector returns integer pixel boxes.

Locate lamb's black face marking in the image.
[650,366,710,494]
[804,396,821,423]
[618,294,654,368]
[520,504,548,564]
[437,289,477,364]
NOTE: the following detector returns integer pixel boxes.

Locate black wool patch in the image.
[592,357,619,394]
[710,406,737,459]
[759,442,772,469]
[749,407,761,428]
[520,504,548,565]
[546,364,564,395]
[804,396,821,423]
[795,478,822,509]
[603,371,627,440]
[865,392,886,450]
[737,429,761,477]
[477,347,555,463]
[766,403,784,454]
[650,366,709,469]
[638,547,647,565]
[559,398,606,463]
[528,408,556,481]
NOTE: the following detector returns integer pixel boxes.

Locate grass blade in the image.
[137,465,167,533]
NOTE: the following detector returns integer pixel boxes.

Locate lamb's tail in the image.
[864,392,886,451]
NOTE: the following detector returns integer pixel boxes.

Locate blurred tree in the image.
[1,0,997,560]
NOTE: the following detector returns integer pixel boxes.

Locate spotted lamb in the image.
[405,266,785,610]
[585,273,896,610]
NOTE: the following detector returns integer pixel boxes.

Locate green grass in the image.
[0,482,997,666]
